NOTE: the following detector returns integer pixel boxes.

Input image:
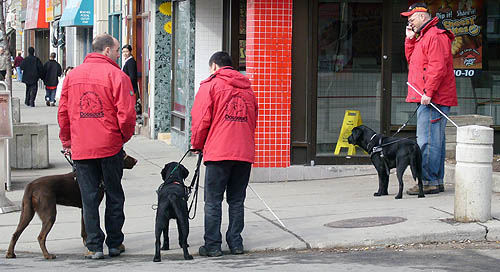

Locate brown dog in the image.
[5,153,137,259]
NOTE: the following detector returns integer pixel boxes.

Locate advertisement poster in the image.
[0,92,13,139]
[409,0,483,76]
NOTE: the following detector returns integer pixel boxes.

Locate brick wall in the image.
[246,0,293,168]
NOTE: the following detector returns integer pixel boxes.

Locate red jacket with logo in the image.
[405,17,458,106]
[191,67,258,163]
[58,53,136,160]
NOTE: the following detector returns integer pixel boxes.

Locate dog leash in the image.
[187,152,203,219]
[392,104,419,138]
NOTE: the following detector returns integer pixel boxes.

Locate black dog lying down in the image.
[348,125,424,199]
[154,162,193,262]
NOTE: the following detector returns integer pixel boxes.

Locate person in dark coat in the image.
[121,44,141,115]
[20,47,44,107]
[43,52,62,106]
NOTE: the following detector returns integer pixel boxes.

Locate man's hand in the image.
[406,25,415,39]
[421,94,431,105]
[190,146,201,154]
[62,147,72,156]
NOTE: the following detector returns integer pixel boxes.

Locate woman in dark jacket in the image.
[122,44,141,114]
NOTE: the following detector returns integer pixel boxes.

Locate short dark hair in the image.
[28,47,35,55]
[92,34,116,53]
[208,51,233,67]
[122,44,132,51]
[50,52,56,59]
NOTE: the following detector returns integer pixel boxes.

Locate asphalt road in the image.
[2,241,500,272]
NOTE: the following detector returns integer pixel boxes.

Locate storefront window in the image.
[316,1,382,156]
[391,0,500,126]
[171,0,191,131]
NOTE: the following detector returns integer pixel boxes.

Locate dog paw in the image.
[5,252,16,259]
[44,254,57,260]
[395,195,402,199]
[153,256,161,262]
[418,194,425,198]
[184,254,193,260]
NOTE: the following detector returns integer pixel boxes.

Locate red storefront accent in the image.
[246,0,293,168]
[25,0,49,29]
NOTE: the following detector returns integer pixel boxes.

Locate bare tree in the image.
[0,0,13,92]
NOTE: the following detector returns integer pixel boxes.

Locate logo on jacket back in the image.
[80,91,104,118]
[224,95,248,122]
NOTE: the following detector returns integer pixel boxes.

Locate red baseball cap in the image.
[400,3,428,17]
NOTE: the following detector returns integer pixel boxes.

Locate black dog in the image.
[153,162,193,262]
[347,125,424,199]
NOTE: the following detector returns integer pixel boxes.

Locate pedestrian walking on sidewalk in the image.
[191,51,258,257]
[58,33,136,259]
[55,66,73,102]
[400,3,457,195]
[121,44,141,115]
[42,52,62,106]
[0,46,9,81]
[20,47,44,107]
[14,52,24,82]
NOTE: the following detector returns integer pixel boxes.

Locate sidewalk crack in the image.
[252,210,311,249]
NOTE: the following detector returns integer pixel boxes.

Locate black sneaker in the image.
[199,245,222,257]
[438,184,445,192]
[230,246,244,255]
[109,244,125,257]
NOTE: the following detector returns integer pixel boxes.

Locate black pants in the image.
[74,150,125,252]
[25,83,38,106]
[0,70,6,81]
[203,161,251,251]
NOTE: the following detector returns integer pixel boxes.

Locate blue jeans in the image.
[74,150,125,252]
[45,88,56,103]
[417,104,449,186]
[16,67,22,82]
[204,161,251,251]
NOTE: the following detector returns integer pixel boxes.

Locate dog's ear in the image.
[161,162,177,181]
[178,164,189,179]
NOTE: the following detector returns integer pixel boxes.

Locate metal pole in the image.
[248,185,286,228]
[406,82,459,128]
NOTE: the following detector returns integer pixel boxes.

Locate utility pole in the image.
[0,0,13,92]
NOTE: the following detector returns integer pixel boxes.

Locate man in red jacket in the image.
[401,3,457,195]
[191,51,258,257]
[58,34,136,259]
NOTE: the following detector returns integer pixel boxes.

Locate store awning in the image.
[25,0,49,30]
[60,0,94,27]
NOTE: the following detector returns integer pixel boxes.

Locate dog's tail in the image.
[410,145,423,181]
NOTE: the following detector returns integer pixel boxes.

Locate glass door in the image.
[316,0,383,157]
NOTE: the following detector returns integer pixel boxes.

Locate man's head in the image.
[0,46,4,54]
[17,52,22,56]
[401,3,431,33]
[208,51,233,74]
[50,52,56,60]
[28,47,35,56]
[92,34,120,62]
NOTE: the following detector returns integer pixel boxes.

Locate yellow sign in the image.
[334,110,363,155]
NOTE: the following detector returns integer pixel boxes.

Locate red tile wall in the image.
[246,0,293,168]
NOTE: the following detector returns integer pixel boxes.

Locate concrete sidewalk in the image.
[1,81,500,259]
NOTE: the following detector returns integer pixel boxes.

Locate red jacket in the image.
[58,53,136,160]
[405,17,457,106]
[191,67,258,163]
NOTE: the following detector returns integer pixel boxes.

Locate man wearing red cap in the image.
[401,3,457,195]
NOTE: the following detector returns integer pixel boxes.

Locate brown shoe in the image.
[406,185,439,195]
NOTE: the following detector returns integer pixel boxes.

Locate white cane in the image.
[406,82,459,128]
[248,185,286,228]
